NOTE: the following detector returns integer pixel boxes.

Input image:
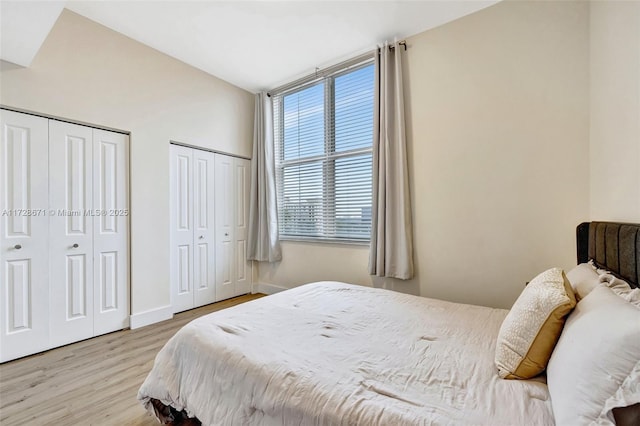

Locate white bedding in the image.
[138,282,554,425]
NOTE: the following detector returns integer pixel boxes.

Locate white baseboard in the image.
[130,305,173,329]
[253,282,288,295]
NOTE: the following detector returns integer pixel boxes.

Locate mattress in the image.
[138,282,554,425]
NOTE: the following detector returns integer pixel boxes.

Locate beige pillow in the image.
[495,267,576,379]
[566,262,600,300]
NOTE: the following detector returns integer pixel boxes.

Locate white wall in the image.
[590,1,640,222]
[0,10,254,316]
[258,0,591,309]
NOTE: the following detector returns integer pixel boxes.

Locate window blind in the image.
[273,60,374,242]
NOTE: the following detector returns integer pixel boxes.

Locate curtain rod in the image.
[267,40,406,97]
[387,41,407,51]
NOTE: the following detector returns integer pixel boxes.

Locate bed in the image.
[138,221,640,425]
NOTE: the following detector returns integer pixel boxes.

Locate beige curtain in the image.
[247,92,282,262]
[368,42,414,279]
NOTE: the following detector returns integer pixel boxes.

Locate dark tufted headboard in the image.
[577,221,640,288]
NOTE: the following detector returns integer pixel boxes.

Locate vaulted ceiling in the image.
[1,1,500,93]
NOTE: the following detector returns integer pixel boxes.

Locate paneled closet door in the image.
[234,158,251,296]
[49,121,94,348]
[0,110,50,362]
[214,154,235,301]
[192,150,216,308]
[93,129,129,335]
[170,145,195,313]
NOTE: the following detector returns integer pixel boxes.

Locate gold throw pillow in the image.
[495,267,576,379]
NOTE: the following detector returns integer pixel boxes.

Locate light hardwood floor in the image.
[0,293,265,426]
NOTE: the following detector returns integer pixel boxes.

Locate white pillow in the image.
[566,263,600,300]
[599,273,640,308]
[547,285,640,424]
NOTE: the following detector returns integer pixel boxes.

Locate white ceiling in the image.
[0,0,65,66]
[1,1,500,93]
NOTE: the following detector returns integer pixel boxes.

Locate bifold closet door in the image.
[192,149,216,308]
[170,144,195,313]
[0,110,50,362]
[49,122,130,346]
[170,145,216,312]
[215,154,234,301]
[92,129,129,335]
[0,110,129,360]
[215,154,252,301]
[49,121,95,347]
[234,158,251,296]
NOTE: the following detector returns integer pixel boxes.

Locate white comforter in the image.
[138,282,554,425]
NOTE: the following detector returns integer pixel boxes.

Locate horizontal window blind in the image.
[273,60,374,242]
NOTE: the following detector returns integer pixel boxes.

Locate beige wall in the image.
[258,0,590,309]
[404,0,590,308]
[259,242,379,291]
[5,1,627,315]
[589,1,640,222]
[0,10,254,315]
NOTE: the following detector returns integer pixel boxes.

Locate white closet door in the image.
[0,110,50,362]
[215,154,235,301]
[234,158,251,296]
[170,145,195,313]
[193,150,216,307]
[93,129,129,335]
[49,121,94,348]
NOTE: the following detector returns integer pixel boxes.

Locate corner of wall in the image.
[588,0,640,222]
[253,282,288,295]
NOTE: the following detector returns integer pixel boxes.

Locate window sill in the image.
[279,236,370,247]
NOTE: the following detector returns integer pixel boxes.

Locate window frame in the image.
[273,58,375,245]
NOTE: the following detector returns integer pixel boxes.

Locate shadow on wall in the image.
[371,276,421,295]
[0,60,24,72]
[257,239,421,296]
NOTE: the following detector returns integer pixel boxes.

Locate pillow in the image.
[566,263,600,300]
[599,273,640,307]
[546,285,640,425]
[495,267,576,379]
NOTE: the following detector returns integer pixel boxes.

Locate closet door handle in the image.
[224,232,229,237]
[14,244,22,250]
[72,243,79,248]
[199,235,204,239]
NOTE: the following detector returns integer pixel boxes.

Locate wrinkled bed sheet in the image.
[138,282,553,425]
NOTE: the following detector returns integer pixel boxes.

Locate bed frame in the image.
[577,221,640,289]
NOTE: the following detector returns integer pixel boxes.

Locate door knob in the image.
[14,244,22,250]
[72,243,79,248]
[199,235,204,239]
[224,232,229,237]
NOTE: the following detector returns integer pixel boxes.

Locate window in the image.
[273,60,374,243]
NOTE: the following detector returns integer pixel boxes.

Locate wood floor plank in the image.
[0,293,265,425]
